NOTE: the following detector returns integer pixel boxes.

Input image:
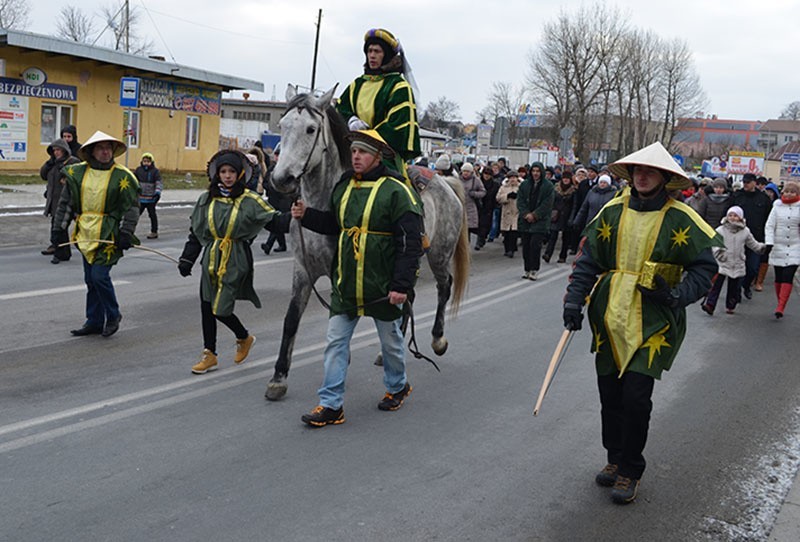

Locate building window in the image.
[122,110,141,148]
[785,135,794,143]
[40,104,73,144]
[185,115,200,149]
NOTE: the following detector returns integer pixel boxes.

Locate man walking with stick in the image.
[561,142,721,504]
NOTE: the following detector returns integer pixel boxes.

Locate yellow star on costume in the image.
[102,243,118,258]
[671,226,691,248]
[641,323,671,368]
[592,323,606,352]
[596,218,613,242]
[119,178,131,191]
[66,166,75,176]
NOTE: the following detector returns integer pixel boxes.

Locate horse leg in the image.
[431,274,452,356]
[265,274,313,401]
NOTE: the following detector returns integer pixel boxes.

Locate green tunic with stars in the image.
[577,189,723,379]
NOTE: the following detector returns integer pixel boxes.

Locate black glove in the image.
[178,258,193,277]
[563,304,583,331]
[116,233,132,251]
[507,192,518,199]
[153,193,161,204]
[637,275,679,308]
[764,245,773,256]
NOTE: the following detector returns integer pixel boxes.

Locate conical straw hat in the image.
[78,130,127,161]
[608,142,691,191]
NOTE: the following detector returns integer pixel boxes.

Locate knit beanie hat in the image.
[727,205,744,219]
[435,154,451,171]
[597,174,611,185]
[461,162,474,173]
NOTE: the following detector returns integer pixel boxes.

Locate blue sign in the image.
[673,154,684,167]
[119,77,140,108]
[0,77,77,101]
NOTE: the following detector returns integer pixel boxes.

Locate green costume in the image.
[582,192,723,378]
[61,162,140,265]
[330,171,422,321]
[190,190,278,316]
[337,73,421,173]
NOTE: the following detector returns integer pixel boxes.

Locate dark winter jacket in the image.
[40,139,79,217]
[573,183,617,232]
[698,193,732,229]
[135,162,163,203]
[550,181,576,232]
[478,175,500,230]
[517,162,554,234]
[733,189,772,242]
[60,125,80,157]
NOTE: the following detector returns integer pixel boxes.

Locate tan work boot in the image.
[192,349,218,374]
[234,335,256,364]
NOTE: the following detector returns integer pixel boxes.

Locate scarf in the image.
[781,194,800,204]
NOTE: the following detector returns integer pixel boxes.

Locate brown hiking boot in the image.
[192,349,218,374]
[234,335,255,364]
[611,475,640,504]
[595,464,618,487]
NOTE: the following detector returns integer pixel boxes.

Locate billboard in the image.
[727,151,764,175]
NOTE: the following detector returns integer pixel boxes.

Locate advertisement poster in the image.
[727,151,764,175]
[0,94,28,161]
[780,152,800,182]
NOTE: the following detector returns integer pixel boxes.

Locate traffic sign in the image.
[119,77,140,108]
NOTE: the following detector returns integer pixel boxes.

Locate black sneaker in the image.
[301,405,345,427]
[378,383,412,411]
[610,475,640,504]
[102,315,122,337]
[70,325,103,336]
[595,464,618,487]
[542,254,551,263]
[743,287,753,300]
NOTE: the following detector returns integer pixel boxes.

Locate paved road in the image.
[1,209,799,541]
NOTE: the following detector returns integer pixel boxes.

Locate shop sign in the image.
[22,67,47,87]
[138,77,221,115]
[0,77,77,101]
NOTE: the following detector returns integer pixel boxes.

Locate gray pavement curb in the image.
[769,469,800,541]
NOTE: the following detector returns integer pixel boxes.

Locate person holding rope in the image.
[177,150,289,375]
[52,131,141,338]
[562,142,722,504]
[291,130,423,427]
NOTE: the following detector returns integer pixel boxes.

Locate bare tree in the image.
[526,3,629,162]
[56,7,96,43]
[98,2,155,56]
[659,37,707,147]
[421,96,461,131]
[482,82,527,145]
[0,0,30,29]
[779,101,800,121]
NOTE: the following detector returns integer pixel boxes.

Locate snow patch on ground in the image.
[702,406,800,541]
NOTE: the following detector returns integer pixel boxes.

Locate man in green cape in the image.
[562,142,723,504]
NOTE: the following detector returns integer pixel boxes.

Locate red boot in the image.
[776,282,793,319]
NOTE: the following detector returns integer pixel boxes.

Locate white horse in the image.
[265,86,469,401]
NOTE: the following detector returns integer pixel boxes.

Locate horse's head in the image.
[272,85,341,196]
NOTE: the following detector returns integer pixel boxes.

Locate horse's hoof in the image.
[265,375,288,401]
[374,353,384,366]
[432,338,448,356]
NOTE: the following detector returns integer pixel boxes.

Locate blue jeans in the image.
[318,313,407,409]
[489,207,500,240]
[82,257,120,328]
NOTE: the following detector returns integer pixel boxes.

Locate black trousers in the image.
[775,264,799,283]
[705,274,742,311]
[502,230,518,253]
[597,372,655,480]
[201,299,247,353]
[139,202,158,233]
[520,232,546,272]
[545,228,572,261]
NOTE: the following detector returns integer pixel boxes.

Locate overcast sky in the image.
[26,0,800,125]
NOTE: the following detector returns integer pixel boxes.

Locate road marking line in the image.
[0,268,568,451]
[0,280,133,301]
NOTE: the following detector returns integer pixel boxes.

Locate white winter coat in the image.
[765,199,800,267]
[713,218,765,278]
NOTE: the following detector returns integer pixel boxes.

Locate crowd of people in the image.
[30,25,800,509]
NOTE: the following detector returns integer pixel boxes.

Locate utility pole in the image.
[310,9,322,93]
[124,0,130,53]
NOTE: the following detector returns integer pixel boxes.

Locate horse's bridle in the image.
[283,104,328,184]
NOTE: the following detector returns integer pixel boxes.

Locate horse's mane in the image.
[286,93,351,171]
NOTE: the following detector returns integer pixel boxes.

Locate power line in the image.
[140,6,309,45]
[138,0,178,64]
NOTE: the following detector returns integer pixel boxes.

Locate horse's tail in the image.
[449,180,470,316]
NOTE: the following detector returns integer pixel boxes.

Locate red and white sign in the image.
[727,151,764,175]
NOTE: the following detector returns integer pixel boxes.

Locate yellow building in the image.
[0,28,262,172]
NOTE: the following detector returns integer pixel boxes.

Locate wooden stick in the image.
[57,239,179,264]
[533,329,573,416]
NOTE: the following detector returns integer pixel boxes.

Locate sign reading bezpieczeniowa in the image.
[0,77,77,101]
